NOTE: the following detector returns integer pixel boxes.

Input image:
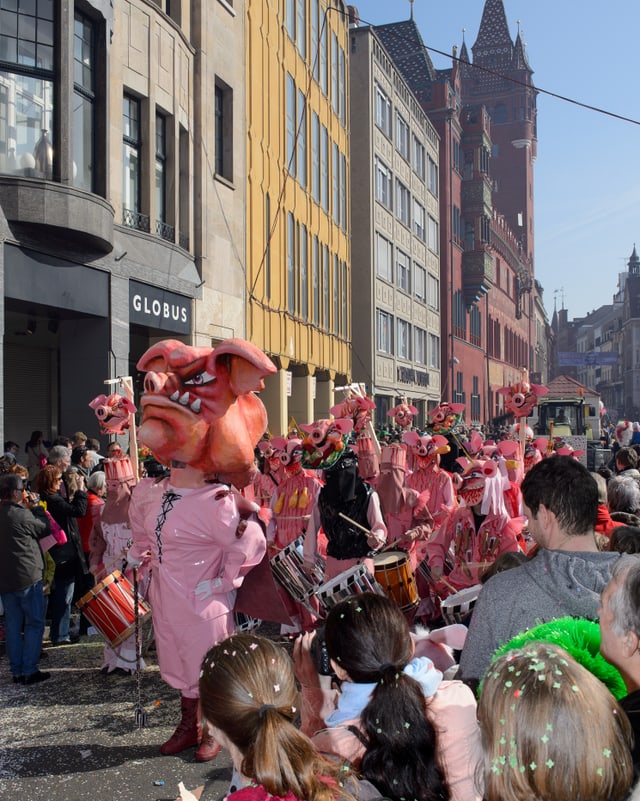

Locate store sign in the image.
[129,281,191,334]
[397,366,430,387]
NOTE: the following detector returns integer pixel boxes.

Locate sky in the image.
[359,0,640,321]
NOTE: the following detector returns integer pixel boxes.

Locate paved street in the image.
[0,631,235,801]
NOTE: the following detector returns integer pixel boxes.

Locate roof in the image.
[545,374,599,398]
[374,19,437,102]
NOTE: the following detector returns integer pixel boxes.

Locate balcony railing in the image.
[156,219,175,242]
[122,208,150,232]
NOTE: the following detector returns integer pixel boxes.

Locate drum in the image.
[76,570,151,648]
[316,564,384,615]
[373,550,419,611]
[440,584,482,625]
[270,536,324,603]
[234,612,261,633]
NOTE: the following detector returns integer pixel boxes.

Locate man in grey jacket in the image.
[458,455,619,683]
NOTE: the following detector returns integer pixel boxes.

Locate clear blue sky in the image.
[358,0,640,321]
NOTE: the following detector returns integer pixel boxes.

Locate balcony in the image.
[462,246,494,307]
[0,176,114,253]
[122,208,150,233]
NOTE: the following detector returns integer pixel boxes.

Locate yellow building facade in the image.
[246,0,351,434]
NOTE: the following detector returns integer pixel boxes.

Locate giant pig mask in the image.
[137,338,276,486]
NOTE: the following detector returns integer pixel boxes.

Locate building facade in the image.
[0,0,246,447]
[374,0,538,428]
[245,0,351,434]
[349,25,442,429]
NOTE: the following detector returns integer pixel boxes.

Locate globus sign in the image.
[129,280,191,334]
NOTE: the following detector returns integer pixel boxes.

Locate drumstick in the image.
[439,576,459,594]
[338,512,371,536]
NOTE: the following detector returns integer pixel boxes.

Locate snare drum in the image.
[76,570,151,648]
[373,550,419,611]
[440,584,482,625]
[316,564,384,615]
[234,612,261,633]
[270,536,323,603]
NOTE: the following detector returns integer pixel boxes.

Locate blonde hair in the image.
[200,635,351,801]
[478,642,634,801]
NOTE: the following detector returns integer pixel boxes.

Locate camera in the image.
[309,627,336,678]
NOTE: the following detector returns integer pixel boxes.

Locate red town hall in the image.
[374,0,544,427]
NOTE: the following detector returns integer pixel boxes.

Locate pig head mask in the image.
[137,338,276,485]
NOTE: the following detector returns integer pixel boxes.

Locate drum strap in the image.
[346,724,368,746]
[153,490,182,563]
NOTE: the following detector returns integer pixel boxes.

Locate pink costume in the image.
[128,479,265,695]
[129,336,276,761]
[88,456,147,674]
[267,438,322,550]
[426,459,523,592]
[403,432,457,528]
[376,444,433,571]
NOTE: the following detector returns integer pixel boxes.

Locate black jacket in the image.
[0,501,50,593]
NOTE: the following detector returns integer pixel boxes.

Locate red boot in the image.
[195,727,222,762]
[160,695,199,755]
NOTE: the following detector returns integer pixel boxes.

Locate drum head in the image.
[373,551,407,568]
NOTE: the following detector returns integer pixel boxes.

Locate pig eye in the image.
[185,370,216,386]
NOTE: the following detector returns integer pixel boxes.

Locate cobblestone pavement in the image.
[0,622,287,801]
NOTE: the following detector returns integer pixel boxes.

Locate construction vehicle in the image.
[530,375,607,468]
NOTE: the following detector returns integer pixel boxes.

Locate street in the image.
[0,631,235,801]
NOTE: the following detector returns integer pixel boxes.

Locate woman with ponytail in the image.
[296,593,482,801]
[199,634,360,801]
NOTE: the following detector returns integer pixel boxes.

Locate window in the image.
[0,0,54,179]
[452,290,466,339]
[338,46,346,124]
[397,250,410,293]
[397,319,411,360]
[296,0,306,59]
[286,0,295,42]
[265,193,271,299]
[413,136,425,179]
[331,33,339,116]
[321,124,329,211]
[452,205,463,244]
[428,215,439,254]
[375,233,392,282]
[427,155,438,196]
[333,253,339,331]
[155,112,171,239]
[396,180,410,227]
[73,13,94,191]
[413,200,425,241]
[414,328,426,365]
[453,138,462,173]
[377,310,394,354]
[333,142,339,224]
[123,94,144,226]
[301,224,308,320]
[374,83,391,137]
[340,153,347,231]
[396,114,409,160]
[471,376,481,422]
[313,236,320,323]
[286,73,296,178]
[287,212,296,312]
[342,260,348,336]
[414,264,426,301]
[470,305,482,347]
[375,158,391,209]
[427,273,439,310]
[215,79,233,181]
[319,18,328,95]
[311,0,319,81]
[323,244,330,327]
[428,333,440,369]
[311,112,320,202]
[297,88,306,189]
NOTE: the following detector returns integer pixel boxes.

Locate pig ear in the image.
[136,339,188,371]
[270,437,287,451]
[121,397,137,414]
[212,339,277,395]
[333,418,354,436]
[402,431,419,446]
[299,422,316,434]
[88,394,107,410]
[388,406,398,417]
[408,405,419,414]
[329,402,345,418]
